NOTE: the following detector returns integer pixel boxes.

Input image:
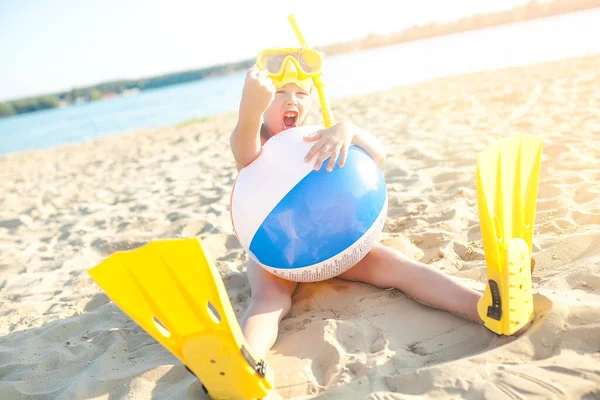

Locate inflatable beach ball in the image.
[230,125,388,282]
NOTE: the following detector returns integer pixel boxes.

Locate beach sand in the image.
[1,54,599,399]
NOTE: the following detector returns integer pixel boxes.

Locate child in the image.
[230,62,485,359]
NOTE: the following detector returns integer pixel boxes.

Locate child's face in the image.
[263,83,313,136]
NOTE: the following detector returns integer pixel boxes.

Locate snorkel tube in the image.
[287,14,335,128]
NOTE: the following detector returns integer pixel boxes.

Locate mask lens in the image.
[298,50,321,73]
[261,53,289,74]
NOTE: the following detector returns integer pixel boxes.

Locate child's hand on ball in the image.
[303,122,354,172]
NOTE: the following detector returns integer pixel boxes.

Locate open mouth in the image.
[282,110,298,130]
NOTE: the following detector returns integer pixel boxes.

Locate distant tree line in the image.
[319,0,600,54]
[0,58,255,118]
[1,0,598,118]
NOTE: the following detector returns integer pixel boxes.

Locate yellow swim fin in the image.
[476,134,542,335]
[88,238,273,399]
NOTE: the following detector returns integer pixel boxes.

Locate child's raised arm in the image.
[230,66,275,170]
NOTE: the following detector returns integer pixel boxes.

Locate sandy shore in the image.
[1,54,599,399]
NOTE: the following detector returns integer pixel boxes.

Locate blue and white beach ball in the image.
[230,125,388,282]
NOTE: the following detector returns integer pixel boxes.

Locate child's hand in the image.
[303,122,354,172]
[239,65,275,119]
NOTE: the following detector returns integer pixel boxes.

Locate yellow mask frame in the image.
[256,47,322,89]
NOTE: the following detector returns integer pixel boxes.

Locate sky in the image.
[0,0,529,101]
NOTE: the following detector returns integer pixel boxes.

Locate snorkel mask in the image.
[256,47,322,90]
[256,15,334,128]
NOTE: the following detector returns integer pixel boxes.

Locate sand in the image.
[1,53,599,399]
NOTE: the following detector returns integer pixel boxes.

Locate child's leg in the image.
[338,242,482,323]
[240,260,298,358]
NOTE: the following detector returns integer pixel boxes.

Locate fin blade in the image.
[88,250,186,355]
[476,142,503,272]
[517,134,543,252]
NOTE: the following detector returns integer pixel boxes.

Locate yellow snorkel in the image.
[287,14,334,128]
